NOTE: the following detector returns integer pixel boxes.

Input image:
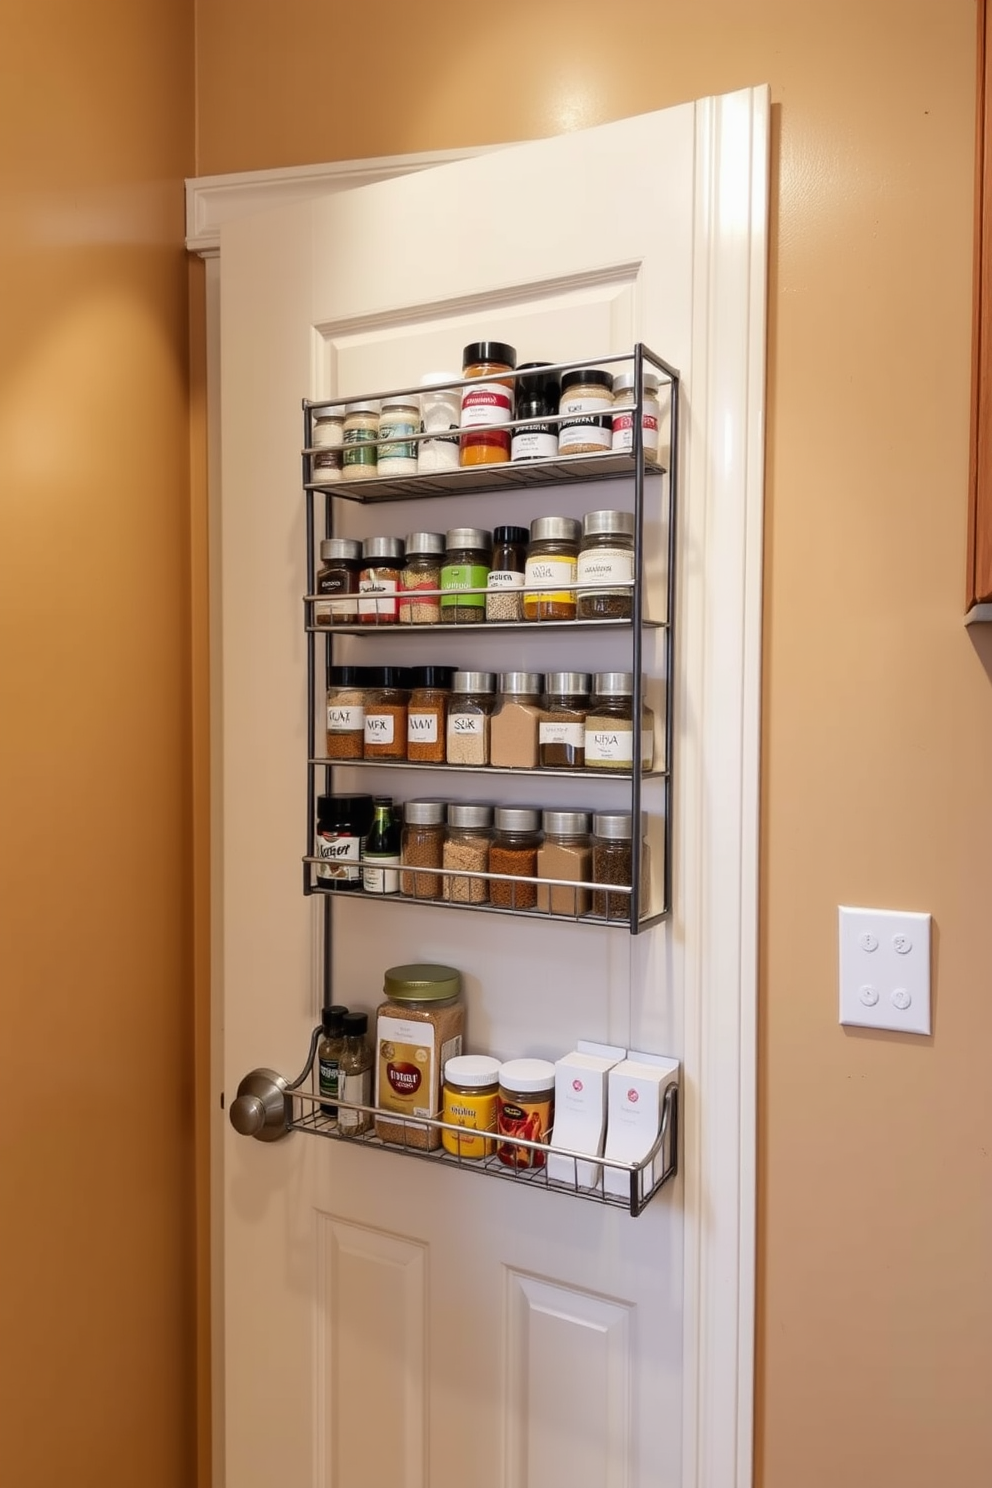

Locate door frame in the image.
[186,90,767,1488]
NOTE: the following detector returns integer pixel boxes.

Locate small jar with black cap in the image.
[558,367,614,455]
[406,665,455,763]
[512,362,561,462]
[317,1003,349,1117]
[363,666,413,760]
[337,1012,373,1134]
[326,665,372,760]
[486,524,529,622]
[314,793,375,891]
[459,341,517,465]
[314,537,362,626]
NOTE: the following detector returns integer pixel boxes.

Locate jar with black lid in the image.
[314,537,362,626]
[314,793,375,891]
[406,665,454,764]
[363,666,413,760]
[576,509,635,620]
[486,525,529,622]
[511,362,561,462]
[523,515,581,621]
[539,671,591,768]
[326,665,372,760]
[558,368,614,455]
[440,527,492,624]
[459,341,517,465]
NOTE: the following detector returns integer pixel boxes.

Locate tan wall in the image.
[0,5,196,1485]
[195,2,992,1484]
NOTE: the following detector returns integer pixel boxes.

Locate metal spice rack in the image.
[301,344,679,935]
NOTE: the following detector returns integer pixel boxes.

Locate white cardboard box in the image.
[547,1049,623,1188]
[576,1039,627,1063]
[602,1056,679,1200]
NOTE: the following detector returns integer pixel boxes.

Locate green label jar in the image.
[440,526,492,622]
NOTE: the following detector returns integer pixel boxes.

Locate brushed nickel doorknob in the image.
[229,1068,289,1141]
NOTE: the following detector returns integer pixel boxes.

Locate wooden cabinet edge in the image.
[968,0,992,608]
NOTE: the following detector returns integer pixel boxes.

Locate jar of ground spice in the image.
[359,536,404,625]
[536,810,592,917]
[459,340,517,465]
[400,799,446,899]
[486,525,529,623]
[374,963,464,1149]
[314,537,362,626]
[539,671,591,769]
[523,516,581,621]
[363,666,412,760]
[558,368,614,456]
[442,802,492,904]
[446,671,496,766]
[342,400,380,480]
[440,527,492,624]
[399,532,444,625]
[490,806,541,910]
[326,665,371,760]
[406,666,453,763]
[490,672,544,770]
[590,811,648,922]
[576,510,635,620]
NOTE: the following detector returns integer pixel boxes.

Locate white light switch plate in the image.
[838,906,931,1035]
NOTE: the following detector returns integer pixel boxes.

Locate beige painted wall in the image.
[0,4,197,1485]
[195,2,992,1485]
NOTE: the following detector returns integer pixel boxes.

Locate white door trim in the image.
[189,93,766,1488]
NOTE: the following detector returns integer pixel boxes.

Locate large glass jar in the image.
[486,524,529,622]
[584,672,655,773]
[374,963,464,1149]
[490,671,544,769]
[490,806,541,910]
[538,671,591,768]
[442,803,493,904]
[363,666,412,760]
[400,799,446,899]
[591,811,649,922]
[446,671,496,766]
[399,531,444,625]
[576,509,635,620]
[314,537,362,626]
[440,527,492,624]
[459,340,516,465]
[536,810,592,917]
[523,515,581,621]
[406,665,453,764]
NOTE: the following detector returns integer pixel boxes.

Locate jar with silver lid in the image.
[378,396,420,476]
[440,527,492,625]
[400,799,446,900]
[536,809,592,917]
[490,806,542,910]
[446,671,496,766]
[523,515,581,622]
[342,400,380,481]
[490,671,545,770]
[611,370,661,458]
[539,670,591,768]
[442,802,493,904]
[584,672,656,772]
[358,535,404,625]
[314,537,362,626]
[312,404,345,449]
[399,531,445,625]
[591,811,649,921]
[576,509,635,620]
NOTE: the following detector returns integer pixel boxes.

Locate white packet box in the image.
[603,1056,679,1200]
[547,1050,623,1188]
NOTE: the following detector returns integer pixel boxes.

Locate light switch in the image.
[839,906,931,1035]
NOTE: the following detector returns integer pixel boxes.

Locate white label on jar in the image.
[327,704,364,733]
[358,576,398,618]
[407,712,439,744]
[487,570,525,590]
[560,393,613,416]
[525,557,575,587]
[612,409,660,454]
[511,428,558,460]
[539,720,585,747]
[364,713,395,745]
[585,727,634,763]
[577,547,635,586]
[316,832,362,880]
[449,714,483,737]
[460,382,514,426]
[558,420,612,452]
[362,856,400,893]
[337,1069,372,1130]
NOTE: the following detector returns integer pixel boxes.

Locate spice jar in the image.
[591,811,646,921]
[459,340,517,465]
[314,537,362,626]
[358,535,404,625]
[576,510,635,620]
[511,362,561,462]
[486,524,529,623]
[362,796,401,894]
[314,794,375,891]
[490,806,541,910]
[399,531,445,625]
[374,963,464,1149]
[584,673,655,772]
[497,1058,555,1168]
[611,369,661,459]
[558,368,614,456]
[523,515,581,622]
[326,665,371,760]
[312,449,342,485]
[406,665,453,764]
[418,372,461,473]
[446,671,496,766]
[490,671,544,770]
[400,799,446,899]
[337,1012,373,1134]
[312,405,345,450]
[378,396,420,476]
[363,666,412,760]
[442,802,492,904]
[442,1054,501,1158]
[539,671,591,768]
[440,527,492,624]
[536,810,592,917]
[342,400,380,480]
[317,1004,348,1117]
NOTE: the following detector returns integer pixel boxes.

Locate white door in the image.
[216,91,767,1488]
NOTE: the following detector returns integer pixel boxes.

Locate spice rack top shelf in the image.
[305,450,666,505]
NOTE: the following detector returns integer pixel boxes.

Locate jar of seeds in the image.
[446,671,496,766]
[486,525,529,622]
[440,527,492,624]
[399,532,445,625]
[590,811,648,922]
[400,800,446,899]
[576,510,635,620]
[442,803,493,904]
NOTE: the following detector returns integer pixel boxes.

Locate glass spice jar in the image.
[591,811,648,922]
[459,340,517,465]
[536,810,592,917]
[538,671,591,768]
[336,1011,374,1134]
[489,671,544,770]
[446,671,496,766]
[558,368,614,455]
[378,396,420,476]
[612,369,662,459]
[313,404,345,450]
[341,400,380,480]
[400,799,446,899]
[314,793,375,892]
[374,963,464,1149]
[312,449,342,485]
[363,666,412,760]
[442,803,493,904]
[497,1058,555,1169]
[314,537,362,626]
[442,1055,502,1159]
[418,372,462,473]
[399,531,445,625]
[486,524,529,622]
[576,509,635,620]
[523,515,582,622]
[326,665,371,760]
[358,535,404,625]
[490,806,541,910]
[440,527,492,624]
[584,672,656,773]
[406,665,453,764]
[511,362,561,462]
[317,1003,348,1117]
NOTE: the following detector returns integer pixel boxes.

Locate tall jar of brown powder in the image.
[490,672,544,769]
[400,799,446,899]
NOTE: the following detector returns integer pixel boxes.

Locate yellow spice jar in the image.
[441,1054,501,1158]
